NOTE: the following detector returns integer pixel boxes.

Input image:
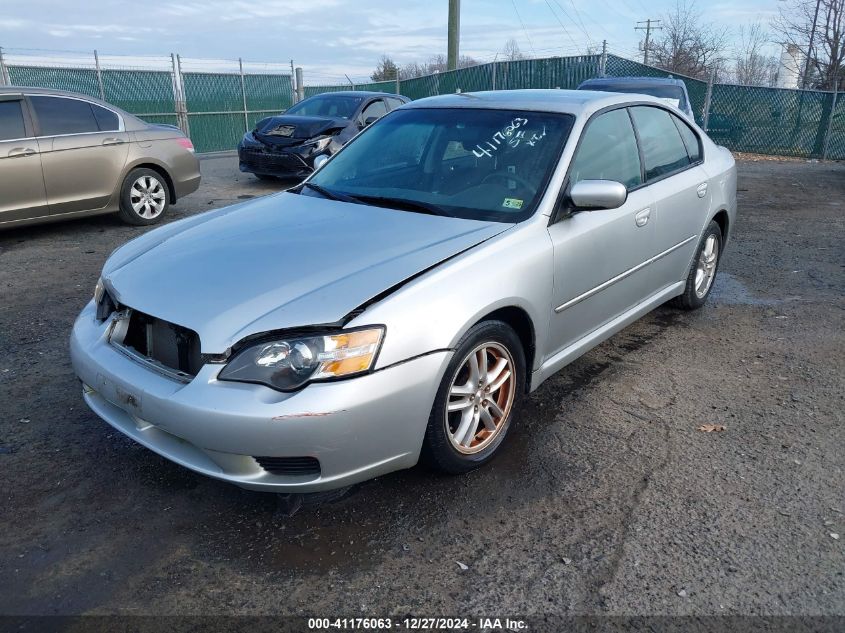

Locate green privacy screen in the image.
[7,54,843,158]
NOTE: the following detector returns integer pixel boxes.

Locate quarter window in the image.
[0,100,27,141]
[92,104,120,132]
[30,96,99,136]
[630,106,690,181]
[569,108,642,189]
[673,116,702,162]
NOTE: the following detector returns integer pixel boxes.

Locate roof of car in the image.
[0,85,136,110]
[579,76,688,88]
[403,89,668,116]
[308,90,409,100]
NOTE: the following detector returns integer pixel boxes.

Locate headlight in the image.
[302,136,332,151]
[218,326,384,391]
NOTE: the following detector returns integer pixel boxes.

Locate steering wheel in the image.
[481,172,534,191]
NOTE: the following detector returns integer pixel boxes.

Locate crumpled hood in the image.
[254,115,348,145]
[103,192,508,353]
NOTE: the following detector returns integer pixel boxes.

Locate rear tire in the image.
[118,168,170,226]
[672,220,722,310]
[422,321,525,474]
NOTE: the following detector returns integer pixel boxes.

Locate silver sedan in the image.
[70,90,736,493]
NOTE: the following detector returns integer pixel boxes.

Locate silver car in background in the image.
[70,89,736,493]
[0,87,201,230]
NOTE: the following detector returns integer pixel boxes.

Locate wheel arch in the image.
[469,305,536,394]
[712,209,729,249]
[123,161,177,203]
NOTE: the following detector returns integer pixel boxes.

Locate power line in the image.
[510,0,537,57]
[543,0,580,50]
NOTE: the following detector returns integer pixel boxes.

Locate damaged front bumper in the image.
[70,301,451,492]
[237,132,325,178]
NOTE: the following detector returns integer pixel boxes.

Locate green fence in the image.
[4,55,294,153]
[5,51,843,159]
[304,53,844,160]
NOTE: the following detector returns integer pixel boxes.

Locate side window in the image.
[386,97,405,111]
[30,96,99,136]
[0,100,27,141]
[629,106,690,181]
[673,115,702,163]
[360,99,387,124]
[569,108,642,189]
[92,104,120,132]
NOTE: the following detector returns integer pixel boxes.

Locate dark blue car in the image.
[238,91,410,180]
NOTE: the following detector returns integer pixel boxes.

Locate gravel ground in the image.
[0,154,843,619]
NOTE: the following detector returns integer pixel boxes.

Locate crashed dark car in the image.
[238,91,410,179]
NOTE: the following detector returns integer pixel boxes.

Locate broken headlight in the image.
[93,277,117,321]
[301,136,333,152]
[218,326,384,391]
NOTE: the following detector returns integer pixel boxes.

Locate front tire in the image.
[422,320,525,474]
[118,168,170,226]
[673,220,722,310]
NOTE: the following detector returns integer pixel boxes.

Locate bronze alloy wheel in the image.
[445,342,517,455]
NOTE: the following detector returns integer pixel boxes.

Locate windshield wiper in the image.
[351,195,451,217]
[299,182,359,204]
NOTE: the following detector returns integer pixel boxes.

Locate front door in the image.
[0,95,49,224]
[546,107,657,358]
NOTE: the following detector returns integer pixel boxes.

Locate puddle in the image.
[711,273,780,306]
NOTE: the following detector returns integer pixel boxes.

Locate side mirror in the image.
[313,154,329,170]
[363,116,379,126]
[569,180,627,210]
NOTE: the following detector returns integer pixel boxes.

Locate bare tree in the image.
[371,55,400,82]
[773,0,845,89]
[503,38,525,61]
[399,54,480,79]
[734,21,778,85]
[650,0,730,80]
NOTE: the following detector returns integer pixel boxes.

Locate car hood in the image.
[102,192,508,353]
[254,115,348,145]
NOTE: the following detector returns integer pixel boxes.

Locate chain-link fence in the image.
[304,53,844,160]
[2,48,842,159]
[0,50,294,153]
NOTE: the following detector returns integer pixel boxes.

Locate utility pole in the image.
[0,47,10,86]
[635,19,662,65]
[801,0,822,89]
[447,0,460,71]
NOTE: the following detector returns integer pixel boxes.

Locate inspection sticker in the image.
[502,198,524,209]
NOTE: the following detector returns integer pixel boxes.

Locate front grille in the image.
[239,148,309,173]
[254,456,321,477]
[116,309,203,377]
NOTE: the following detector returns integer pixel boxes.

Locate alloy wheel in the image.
[694,234,719,298]
[445,342,516,455]
[130,175,166,219]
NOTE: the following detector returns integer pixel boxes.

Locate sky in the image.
[0,0,782,84]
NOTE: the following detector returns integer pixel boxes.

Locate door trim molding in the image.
[554,234,697,313]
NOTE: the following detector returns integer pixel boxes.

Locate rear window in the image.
[584,82,687,110]
[0,100,26,141]
[31,96,99,136]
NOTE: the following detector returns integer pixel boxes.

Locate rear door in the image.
[0,95,49,224]
[29,95,130,215]
[546,107,656,354]
[628,105,709,286]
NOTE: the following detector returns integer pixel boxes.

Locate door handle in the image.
[102,138,125,146]
[697,183,708,198]
[634,208,651,227]
[7,147,36,157]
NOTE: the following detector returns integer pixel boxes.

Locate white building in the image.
[776,44,803,89]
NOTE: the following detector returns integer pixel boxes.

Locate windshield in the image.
[286,94,364,119]
[305,107,574,223]
[586,83,687,111]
